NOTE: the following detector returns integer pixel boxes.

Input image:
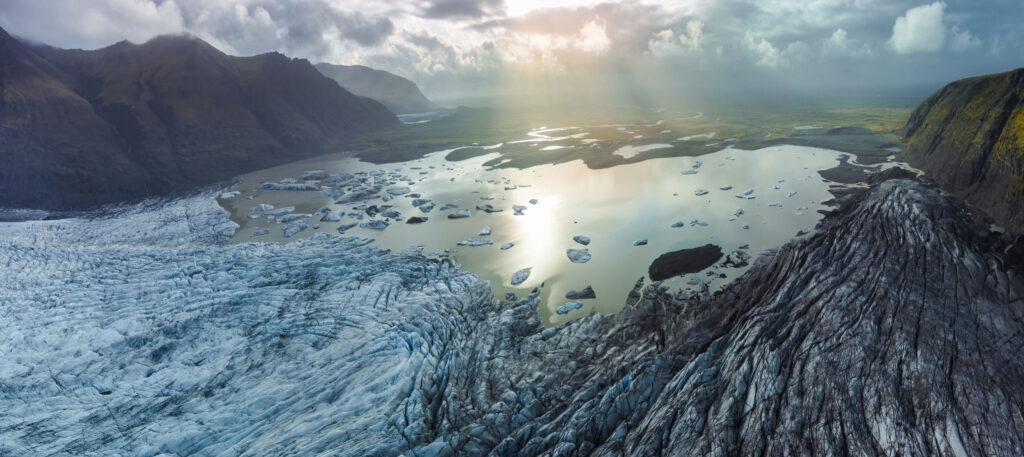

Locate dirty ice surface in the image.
[221,140,846,326]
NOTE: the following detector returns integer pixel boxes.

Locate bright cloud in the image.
[888,2,947,54]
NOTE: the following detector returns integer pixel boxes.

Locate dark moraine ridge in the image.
[648,244,724,281]
[427,174,1024,456]
[904,67,1024,235]
[0,27,398,211]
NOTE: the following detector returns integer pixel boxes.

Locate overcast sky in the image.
[1,0,1021,103]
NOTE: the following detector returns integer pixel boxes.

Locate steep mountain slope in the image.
[0,28,398,210]
[316,63,435,114]
[904,67,1024,234]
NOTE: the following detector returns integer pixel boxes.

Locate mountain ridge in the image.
[0,28,398,210]
[315,62,435,114]
[904,67,1024,234]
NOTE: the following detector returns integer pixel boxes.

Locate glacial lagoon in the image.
[221,129,855,326]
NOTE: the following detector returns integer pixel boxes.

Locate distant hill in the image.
[0,27,398,210]
[315,63,435,114]
[904,68,1024,234]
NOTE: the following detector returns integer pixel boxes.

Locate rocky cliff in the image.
[904,68,1024,234]
[0,28,398,210]
[316,63,435,114]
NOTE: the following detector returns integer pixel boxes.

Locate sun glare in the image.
[505,0,603,16]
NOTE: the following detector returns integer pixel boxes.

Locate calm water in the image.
[221,131,848,326]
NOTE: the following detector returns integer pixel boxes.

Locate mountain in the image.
[0,28,398,210]
[315,63,435,114]
[904,68,1024,234]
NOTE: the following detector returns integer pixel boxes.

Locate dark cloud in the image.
[0,0,1020,101]
[176,1,395,55]
[421,0,504,19]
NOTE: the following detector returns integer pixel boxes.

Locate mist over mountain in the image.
[0,27,396,210]
[315,63,435,114]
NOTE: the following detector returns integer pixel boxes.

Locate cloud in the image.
[744,32,781,67]
[950,25,981,52]
[821,27,872,57]
[577,20,611,54]
[823,28,850,54]
[647,20,703,56]
[421,0,503,19]
[0,0,1019,100]
[888,2,947,54]
[0,0,185,49]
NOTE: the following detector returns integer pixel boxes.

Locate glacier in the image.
[4,173,1024,456]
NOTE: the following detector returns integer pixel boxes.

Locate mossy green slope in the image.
[905,68,1024,234]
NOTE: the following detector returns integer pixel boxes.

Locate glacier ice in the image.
[5,178,1024,457]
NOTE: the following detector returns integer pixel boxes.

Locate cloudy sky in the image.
[1,0,1021,103]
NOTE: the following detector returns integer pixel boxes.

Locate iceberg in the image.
[567,248,592,263]
[260,181,319,191]
[386,185,411,195]
[556,301,584,315]
[565,286,596,300]
[359,219,390,230]
[457,238,493,247]
[510,268,530,286]
[282,220,308,237]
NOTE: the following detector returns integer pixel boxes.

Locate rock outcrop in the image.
[0,27,398,210]
[904,67,1024,234]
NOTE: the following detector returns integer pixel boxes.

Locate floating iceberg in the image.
[457,238,493,246]
[567,248,592,263]
[448,209,471,219]
[510,268,531,286]
[500,242,514,250]
[260,181,319,191]
[386,185,411,195]
[572,235,591,245]
[359,219,390,230]
[556,301,584,314]
[282,220,308,237]
[565,286,596,300]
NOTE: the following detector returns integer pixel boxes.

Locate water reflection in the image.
[221,144,845,326]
